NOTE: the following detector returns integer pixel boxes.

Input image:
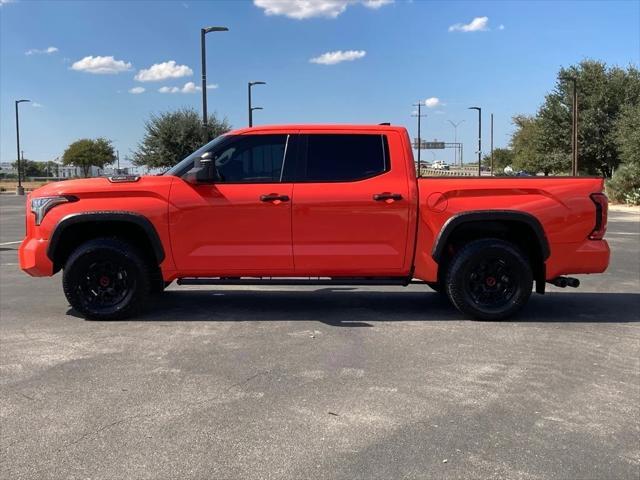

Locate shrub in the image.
[607,163,640,204]
[625,188,640,206]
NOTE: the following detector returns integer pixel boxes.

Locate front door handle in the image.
[373,193,403,201]
[260,193,290,202]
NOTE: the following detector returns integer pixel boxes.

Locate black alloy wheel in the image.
[63,238,150,320]
[445,238,533,320]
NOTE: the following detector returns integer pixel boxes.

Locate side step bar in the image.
[177,277,425,287]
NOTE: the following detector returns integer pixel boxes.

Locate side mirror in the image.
[184,152,221,184]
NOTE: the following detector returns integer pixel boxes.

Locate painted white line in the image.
[0,241,21,246]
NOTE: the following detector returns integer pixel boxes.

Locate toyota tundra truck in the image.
[19,124,609,320]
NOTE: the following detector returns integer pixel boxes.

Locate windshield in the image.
[163,134,230,177]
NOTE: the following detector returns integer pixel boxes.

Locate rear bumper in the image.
[546,239,610,279]
[19,237,54,277]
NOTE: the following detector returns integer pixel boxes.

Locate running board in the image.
[177,277,425,287]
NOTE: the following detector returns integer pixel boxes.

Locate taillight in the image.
[589,193,608,240]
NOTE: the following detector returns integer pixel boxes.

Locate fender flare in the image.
[47,211,165,264]
[431,210,550,263]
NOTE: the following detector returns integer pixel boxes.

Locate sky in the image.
[1,0,638,166]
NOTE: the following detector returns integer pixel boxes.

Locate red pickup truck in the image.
[19,124,609,320]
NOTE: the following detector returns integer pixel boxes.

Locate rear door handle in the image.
[373,193,403,201]
[260,194,290,202]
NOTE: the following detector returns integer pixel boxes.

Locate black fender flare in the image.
[47,211,165,264]
[431,210,550,263]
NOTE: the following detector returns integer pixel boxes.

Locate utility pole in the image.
[116,150,120,172]
[447,120,464,166]
[412,102,427,175]
[468,106,482,176]
[560,75,578,175]
[490,113,494,175]
[200,26,229,142]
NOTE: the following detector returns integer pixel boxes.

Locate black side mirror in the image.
[185,152,221,183]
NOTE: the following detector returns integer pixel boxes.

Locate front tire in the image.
[445,238,533,321]
[63,238,150,320]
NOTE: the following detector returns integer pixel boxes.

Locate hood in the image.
[30,175,175,198]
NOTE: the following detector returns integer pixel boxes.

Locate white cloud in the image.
[0,0,15,6]
[25,46,59,56]
[158,81,217,94]
[425,97,441,108]
[448,16,490,32]
[498,24,505,30]
[361,0,393,8]
[253,0,392,20]
[310,49,366,65]
[159,86,180,94]
[71,55,132,74]
[181,81,199,93]
[31,102,44,108]
[134,60,193,82]
[128,87,145,94]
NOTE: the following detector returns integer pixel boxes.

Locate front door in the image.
[169,134,295,275]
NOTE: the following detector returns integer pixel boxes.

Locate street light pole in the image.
[468,106,482,176]
[248,81,266,127]
[412,102,426,175]
[447,120,464,166]
[200,26,228,141]
[15,99,30,195]
[490,113,494,175]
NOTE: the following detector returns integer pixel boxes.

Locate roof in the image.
[229,124,407,135]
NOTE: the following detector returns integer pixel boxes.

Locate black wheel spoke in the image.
[466,256,517,309]
[78,260,132,310]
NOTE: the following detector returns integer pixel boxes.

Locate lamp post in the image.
[561,75,578,176]
[468,106,482,176]
[447,120,464,166]
[490,113,494,175]
[15,99,30,195]
[412,102,427,174]
[248,81,266,127]
[200,26,228,141]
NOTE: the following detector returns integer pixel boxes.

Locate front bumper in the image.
[19,237,54,277]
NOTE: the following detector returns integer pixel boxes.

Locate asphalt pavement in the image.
[1,194,639,480]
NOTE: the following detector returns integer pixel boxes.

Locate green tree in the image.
[133,108,231,169]
[62,138,115,177]
[535,60,640,177]
[615,103,640,167]
[510,115,571,175]
[482,147,514,174]
[12,159,46,177]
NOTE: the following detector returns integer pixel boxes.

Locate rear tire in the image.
[445,238,532,321]
[63,238,150,320]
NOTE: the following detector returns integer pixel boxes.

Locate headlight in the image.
[30,196,74,225]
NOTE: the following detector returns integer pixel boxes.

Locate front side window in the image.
[302,134,388,182]
[214,134,288,183]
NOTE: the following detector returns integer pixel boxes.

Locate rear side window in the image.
[302,134,388,182]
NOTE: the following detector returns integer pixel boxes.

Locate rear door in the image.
[291,130,411,276]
